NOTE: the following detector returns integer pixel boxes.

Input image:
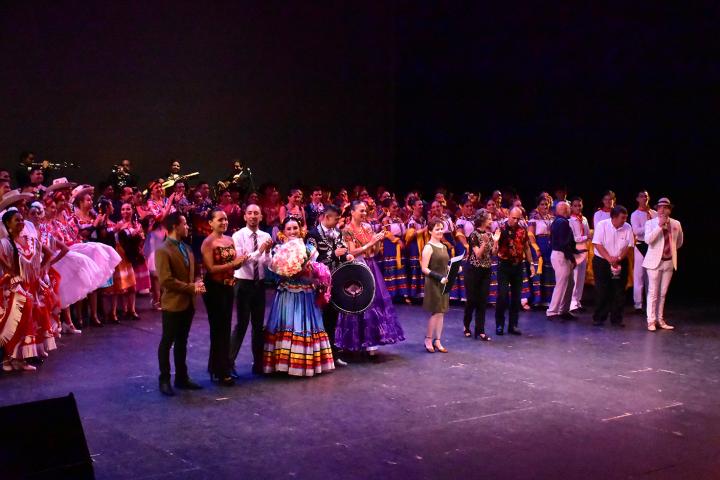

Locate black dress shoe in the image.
[546,314,561,321]
[159,382,175,397]
[508,328,522,336]
[219,376,235,386]
[230,368,241,379]
[561,312,578,321]
[175,378,203,390]
[611,322,626,328]
[495,327,504,336]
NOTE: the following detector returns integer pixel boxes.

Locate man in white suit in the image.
[643,197,683,331]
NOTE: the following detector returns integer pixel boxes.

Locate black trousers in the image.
[158,307,194,382]
[322,302,340,357]
[230,279,266,370]
[495,260,523,330]
[203,278,234,377]
[592,256,629,324]
[464,264,491,334]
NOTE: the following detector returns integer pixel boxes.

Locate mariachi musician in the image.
[216,160,255,198]
[306,204,352,366]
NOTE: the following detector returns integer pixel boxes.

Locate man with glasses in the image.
[495,207,535,335]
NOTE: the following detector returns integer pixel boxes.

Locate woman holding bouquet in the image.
[263,217,334,376]
[335,201,405,359]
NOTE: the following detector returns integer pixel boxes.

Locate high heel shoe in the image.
[424,336,435,353]
[90,317,103,327]
[463,328,472,338]
[475,332,491,341]
[433,339,448,353]
[61,322,82,334]
[108,313,119,324]
[127,311,140,321]
[12,359,37,372]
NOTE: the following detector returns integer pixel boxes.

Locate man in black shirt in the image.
[306,205,352,365]
[547,202,579,320]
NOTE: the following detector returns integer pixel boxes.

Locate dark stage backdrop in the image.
[0,1,395,189]
[395,3,719,299]
[1,2,717,298]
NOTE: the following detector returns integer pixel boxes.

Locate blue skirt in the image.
[380,239,409,299]
[406,239,424,299]
[263,280,334,376]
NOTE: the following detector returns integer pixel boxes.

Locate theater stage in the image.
[1,296,718,480]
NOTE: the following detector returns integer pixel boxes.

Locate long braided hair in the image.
[2,209,21,274]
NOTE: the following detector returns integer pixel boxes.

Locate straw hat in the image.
[0,190,35,212]
[46,177,78,193]
[70,184,95,202]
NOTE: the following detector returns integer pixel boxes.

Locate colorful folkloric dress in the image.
[118,221,151,291]
[529,211,556,306]
[263,240,334,376]
[0,235,56,359]
[335,222,405,351]
[380,217,410,300]
[405,216,427,299]
[109,222,137,294]
[454,215,477,302]
[145,199,174,273]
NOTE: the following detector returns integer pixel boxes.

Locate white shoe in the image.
[658,322,675,330]
[647,323,657,331]
[62,323,82,334]
[12,359,37,372]
[335,358,348,367]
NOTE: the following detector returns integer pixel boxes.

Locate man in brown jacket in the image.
[156,212,206,396]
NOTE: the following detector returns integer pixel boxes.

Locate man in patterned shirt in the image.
[495,207,536,336]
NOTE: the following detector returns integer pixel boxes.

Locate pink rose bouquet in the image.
[270,238,309,277]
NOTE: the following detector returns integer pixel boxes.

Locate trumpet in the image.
[31,160,79,171]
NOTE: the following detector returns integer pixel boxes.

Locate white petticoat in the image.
[53,251,107,308]
[69,242,122,286]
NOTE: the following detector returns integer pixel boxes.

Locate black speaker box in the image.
[0,393,94,479]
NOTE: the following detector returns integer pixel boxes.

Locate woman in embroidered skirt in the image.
[335,201,405,359]
[263,218,334,377]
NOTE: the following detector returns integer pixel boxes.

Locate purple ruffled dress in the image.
[334,255,405,351]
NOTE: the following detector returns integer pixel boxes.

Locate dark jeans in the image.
[464,264,491,335]
[495,260,523,330]
[230,279,266,370]
[203,277,234,377]
[592,256,629,324]
[158,307,194,382]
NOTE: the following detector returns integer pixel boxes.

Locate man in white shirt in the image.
[630,190,657,312]
[592,206,634,327]
[568,197,590,312]
[643,197,683,331]
[230,204,273,377]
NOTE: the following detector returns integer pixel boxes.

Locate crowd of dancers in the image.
[0,157,684,392]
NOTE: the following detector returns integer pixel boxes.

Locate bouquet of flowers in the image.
[310,262,332,307]
[270,238,310,277]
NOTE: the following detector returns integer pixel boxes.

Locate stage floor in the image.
[1,295,719,480]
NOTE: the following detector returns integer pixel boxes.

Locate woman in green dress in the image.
[421,217,450,353]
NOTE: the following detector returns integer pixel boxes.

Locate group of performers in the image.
[0,159,684,390]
